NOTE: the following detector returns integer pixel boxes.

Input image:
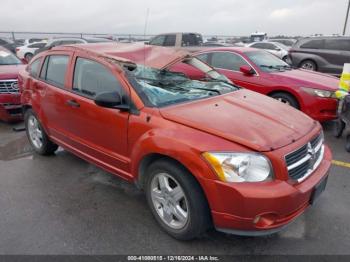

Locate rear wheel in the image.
[145,159,210,240]
[300,60,317,71]
[25,109,58,155]
[270,92,299,109]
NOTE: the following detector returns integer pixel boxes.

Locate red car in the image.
[20,43,331,240]
[0,47,25,122]
[171,47,339,122]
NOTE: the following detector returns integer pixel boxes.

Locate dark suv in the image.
[289,37,350,75]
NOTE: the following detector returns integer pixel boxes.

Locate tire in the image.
[333,119,346,138]
[282,56,288,62]
[145,159,211,240]
[25,109,58,155]
[270,92,299,109]
[24,53,33,62]
[346,135,350,153]
[299,60,317,71]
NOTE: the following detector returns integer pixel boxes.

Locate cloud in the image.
[269,8,294,19]
[0,0,347,36]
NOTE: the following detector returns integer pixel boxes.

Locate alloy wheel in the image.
[150,173,189,229]
[27,115,43,149]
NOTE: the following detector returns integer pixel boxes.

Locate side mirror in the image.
[94,92,129,111]
[240,65,255,75]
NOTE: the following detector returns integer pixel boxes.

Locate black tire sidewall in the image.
[300,60,316,71]
[346,135,350,152]
[271,93,299,109]
[144,160,210,240]
[333,120,345,138]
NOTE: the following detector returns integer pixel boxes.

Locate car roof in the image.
[197,46,255,53]
[52,43,191,69]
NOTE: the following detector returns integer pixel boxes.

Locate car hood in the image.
[269,69,339,91]
[0,64,25,80]
[160,89,317,152]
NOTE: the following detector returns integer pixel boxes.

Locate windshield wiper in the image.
[259,65,286,71]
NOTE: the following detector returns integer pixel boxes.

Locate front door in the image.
[63,55,131,177]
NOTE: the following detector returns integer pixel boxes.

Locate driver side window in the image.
[210,52,249,71]
[73,57,124,99]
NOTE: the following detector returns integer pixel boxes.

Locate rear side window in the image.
[163,35,176,46]
[196,53,209,63]
[73,57,124,98]
[28,43,46,48]
[29,58,42,77]
[182,34,200,46]
[211,52,248,71]
[324,39,350,51]
[150,35,166,46]
[300,39,324,49]
[40,55,69,88]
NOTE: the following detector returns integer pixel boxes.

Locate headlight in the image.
[202,152,273,183]
[302,87,336,98]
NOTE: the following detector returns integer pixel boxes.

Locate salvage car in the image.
[172,47,338,122]
[0,47,25,122]
[20,43,331,240]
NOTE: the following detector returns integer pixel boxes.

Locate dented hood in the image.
[102,43,191,69]
[160,89,318,152]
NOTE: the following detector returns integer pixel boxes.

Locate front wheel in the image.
[25,109,58,155]
[24,53,33,62]
[145,159,210,240]
[270,92,299,109]
[300,60,317,71]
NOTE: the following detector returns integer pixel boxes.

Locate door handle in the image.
[66,99,80,108]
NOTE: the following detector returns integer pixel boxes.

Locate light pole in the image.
[343,0,350,35]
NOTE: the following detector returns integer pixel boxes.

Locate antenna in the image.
[143,8,150,77]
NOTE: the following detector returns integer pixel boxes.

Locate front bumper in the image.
[204,145,332,235]
[0,93,23,122]
[301,96,337,122]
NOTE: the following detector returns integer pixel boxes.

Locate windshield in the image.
[0,50,22,65]
[126,65,238,107]
[246,51,291,72]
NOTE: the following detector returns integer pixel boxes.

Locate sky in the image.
[0,0,349,36]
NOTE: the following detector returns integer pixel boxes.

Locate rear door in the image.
[324,38,350,73]
[62,53,130,176]
[37,52,74,145]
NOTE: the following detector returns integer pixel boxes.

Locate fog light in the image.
[254,213,278,228]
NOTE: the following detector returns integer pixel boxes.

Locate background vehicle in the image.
[16,42,47,62]
[0,37,17,53]
[23,38,46,45]
[247,41,289,61]
[20,43,331,240]
[171,47,338,122]
[0,47,25,122]
[34,37,113,55]
[289,36,350,75]
[250,32,268,42]
[270,38,297,47]
[148,32,203,47]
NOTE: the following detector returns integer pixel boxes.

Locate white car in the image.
[16,42,47,61]
[247,41,289,61]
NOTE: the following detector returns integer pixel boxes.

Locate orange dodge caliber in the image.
[19,43,332,240]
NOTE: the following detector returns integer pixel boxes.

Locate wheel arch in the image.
[267,89,301,109]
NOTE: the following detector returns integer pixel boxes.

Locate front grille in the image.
[285,132,324,182]
[0,79,19,94]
